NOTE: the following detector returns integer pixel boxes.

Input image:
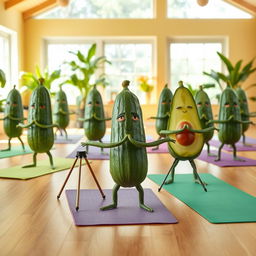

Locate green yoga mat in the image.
[0,157,80,180]
[148,173,256,223]
[0,145,33,159]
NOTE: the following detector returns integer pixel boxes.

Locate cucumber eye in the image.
[132,115,139,121]
[117,114,125,122]
[40,105,46,109]
[31,104,35,109]
[88,101,92,106]
[161,101,167,104]
[224,103,230,107]
[62,100,66,103]
[95,101,100,106]
[12,103,17,107]
[205,102,209,107]
[6,101,10,105]
[234,103,238,107]
[197,103,202,107]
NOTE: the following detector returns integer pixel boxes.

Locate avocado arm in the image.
[81,135,129,148]
[127,134,175,148]
[17,121,34,128]
[187,126,218,133]
[34,120,59,128]
[93,114,111,121]
[149,113,169,120]
[207,115,234,125]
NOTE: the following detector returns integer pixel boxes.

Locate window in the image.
[168,0,252,19]
[44,38,155,104]
[36,0,154,19]
[0,26,18,99]
[169,39,224,102]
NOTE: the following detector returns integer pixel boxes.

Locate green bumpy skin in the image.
[152,84,173,136]
[83,86,107,141]
[218,87,242,145]
[235,87,250,134]
[53,88,70,130]
[194,87,214,143]
[3,87,24,138]
[26,83,54,153]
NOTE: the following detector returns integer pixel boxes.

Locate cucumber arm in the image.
[54,109,75,115]
[207,115,234,124]
[81,135,128,148]
[127,134,175,147]
[160,127,186,135]
[7,115,27,121]
[34,120,59,128]
[17,121,34,128]
[188,126,218,133]
[234,119,254,125]
[93,113,111,121]
[78,117,93,122]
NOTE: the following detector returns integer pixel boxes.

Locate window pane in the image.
[104,43,153,104]
[170,42,223,102]
[36,0,153,19]
[168,0,252,19]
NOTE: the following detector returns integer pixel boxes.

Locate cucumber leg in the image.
[100,184,120,211]
[18,136,25,151]
[231,144,245,162]
[1,138,11,151]
[242,133,252,146]
[63,129,68,140]
[206,142,216,157]
[23,153,37,168]
[215,143,224,161]
[46,151,55,169]
[99,139,104,153]
[189,159,207,192]
[136,184,153,212]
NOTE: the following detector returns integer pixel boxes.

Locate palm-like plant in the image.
[0,69,6,88]
[64,43,111,111]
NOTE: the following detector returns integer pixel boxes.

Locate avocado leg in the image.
[136,184,153,212]
[215,142,224,161]
[189,159,207,192]
[231,143,245,162]
[158,159,179,192]
[46,151,55,169]
[17,136,25,151]
[23,152,37,168]
[1,138,11,151]
[152,136,161,150]
[206,142,216,157]
[100,184,120,211]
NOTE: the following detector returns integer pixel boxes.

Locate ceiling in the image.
[2,0,256,20]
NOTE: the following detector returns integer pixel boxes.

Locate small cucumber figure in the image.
[53,87,73,139]
[149,84,172,150]
[0,85,25,151]
[208,85,252,161]
[18,78,57,169]
[82,80,174,212]
[194,86,215,156]
[235,86,254,145]
[79,85,111,152]
[159,81,216,192]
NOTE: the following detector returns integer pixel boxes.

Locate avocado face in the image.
[167,86,204,159]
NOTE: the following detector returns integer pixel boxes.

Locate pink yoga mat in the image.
[65,188,178,226]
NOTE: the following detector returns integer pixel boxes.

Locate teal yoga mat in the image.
[0,145,33,159]
[148,173,256,223]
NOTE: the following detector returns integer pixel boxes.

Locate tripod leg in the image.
[84,157,105,199]
[57,157,79,199]
[76,157,83,211]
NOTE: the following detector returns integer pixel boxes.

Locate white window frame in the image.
[43,37,156,104]
[168,36,228,90]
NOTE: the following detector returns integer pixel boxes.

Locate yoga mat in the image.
[0,157,80,180]
[198,149,256,167]
[65,188,178,226]
[66,135,155,160]
[54,134,84,144]
[0,145,33,159]
[148,173,256,223]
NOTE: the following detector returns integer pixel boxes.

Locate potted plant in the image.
[64,43,110,127]
[137,75,154,104]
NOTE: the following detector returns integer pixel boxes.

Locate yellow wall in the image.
[0,2,24,76]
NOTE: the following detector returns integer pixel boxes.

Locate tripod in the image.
[57,150,105,211]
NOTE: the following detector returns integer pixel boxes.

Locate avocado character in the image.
[81,80,174,212]
[159,81,217,192]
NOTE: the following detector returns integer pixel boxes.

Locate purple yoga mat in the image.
[65,188,178,226]
[209,137,256,152]
[198,149,256,167]
[54,134,84,144]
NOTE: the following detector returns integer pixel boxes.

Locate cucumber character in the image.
[159,81,217,192]
[149,84,172,150]
[53,87,74,140]
[81,80,175,212]
[0,85,26,151]
[194,86,215,156]
[79,85,111,152]
[18,78,58,169]
[207,85,252,161]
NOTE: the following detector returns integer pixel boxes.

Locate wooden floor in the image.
[1,125,256,256]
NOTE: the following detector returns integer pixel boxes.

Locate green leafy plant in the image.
[186,83,215,97]
[0,69,6,88]
[0,98,6,112]
[64,43,111,111]
[20,65,61,95]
